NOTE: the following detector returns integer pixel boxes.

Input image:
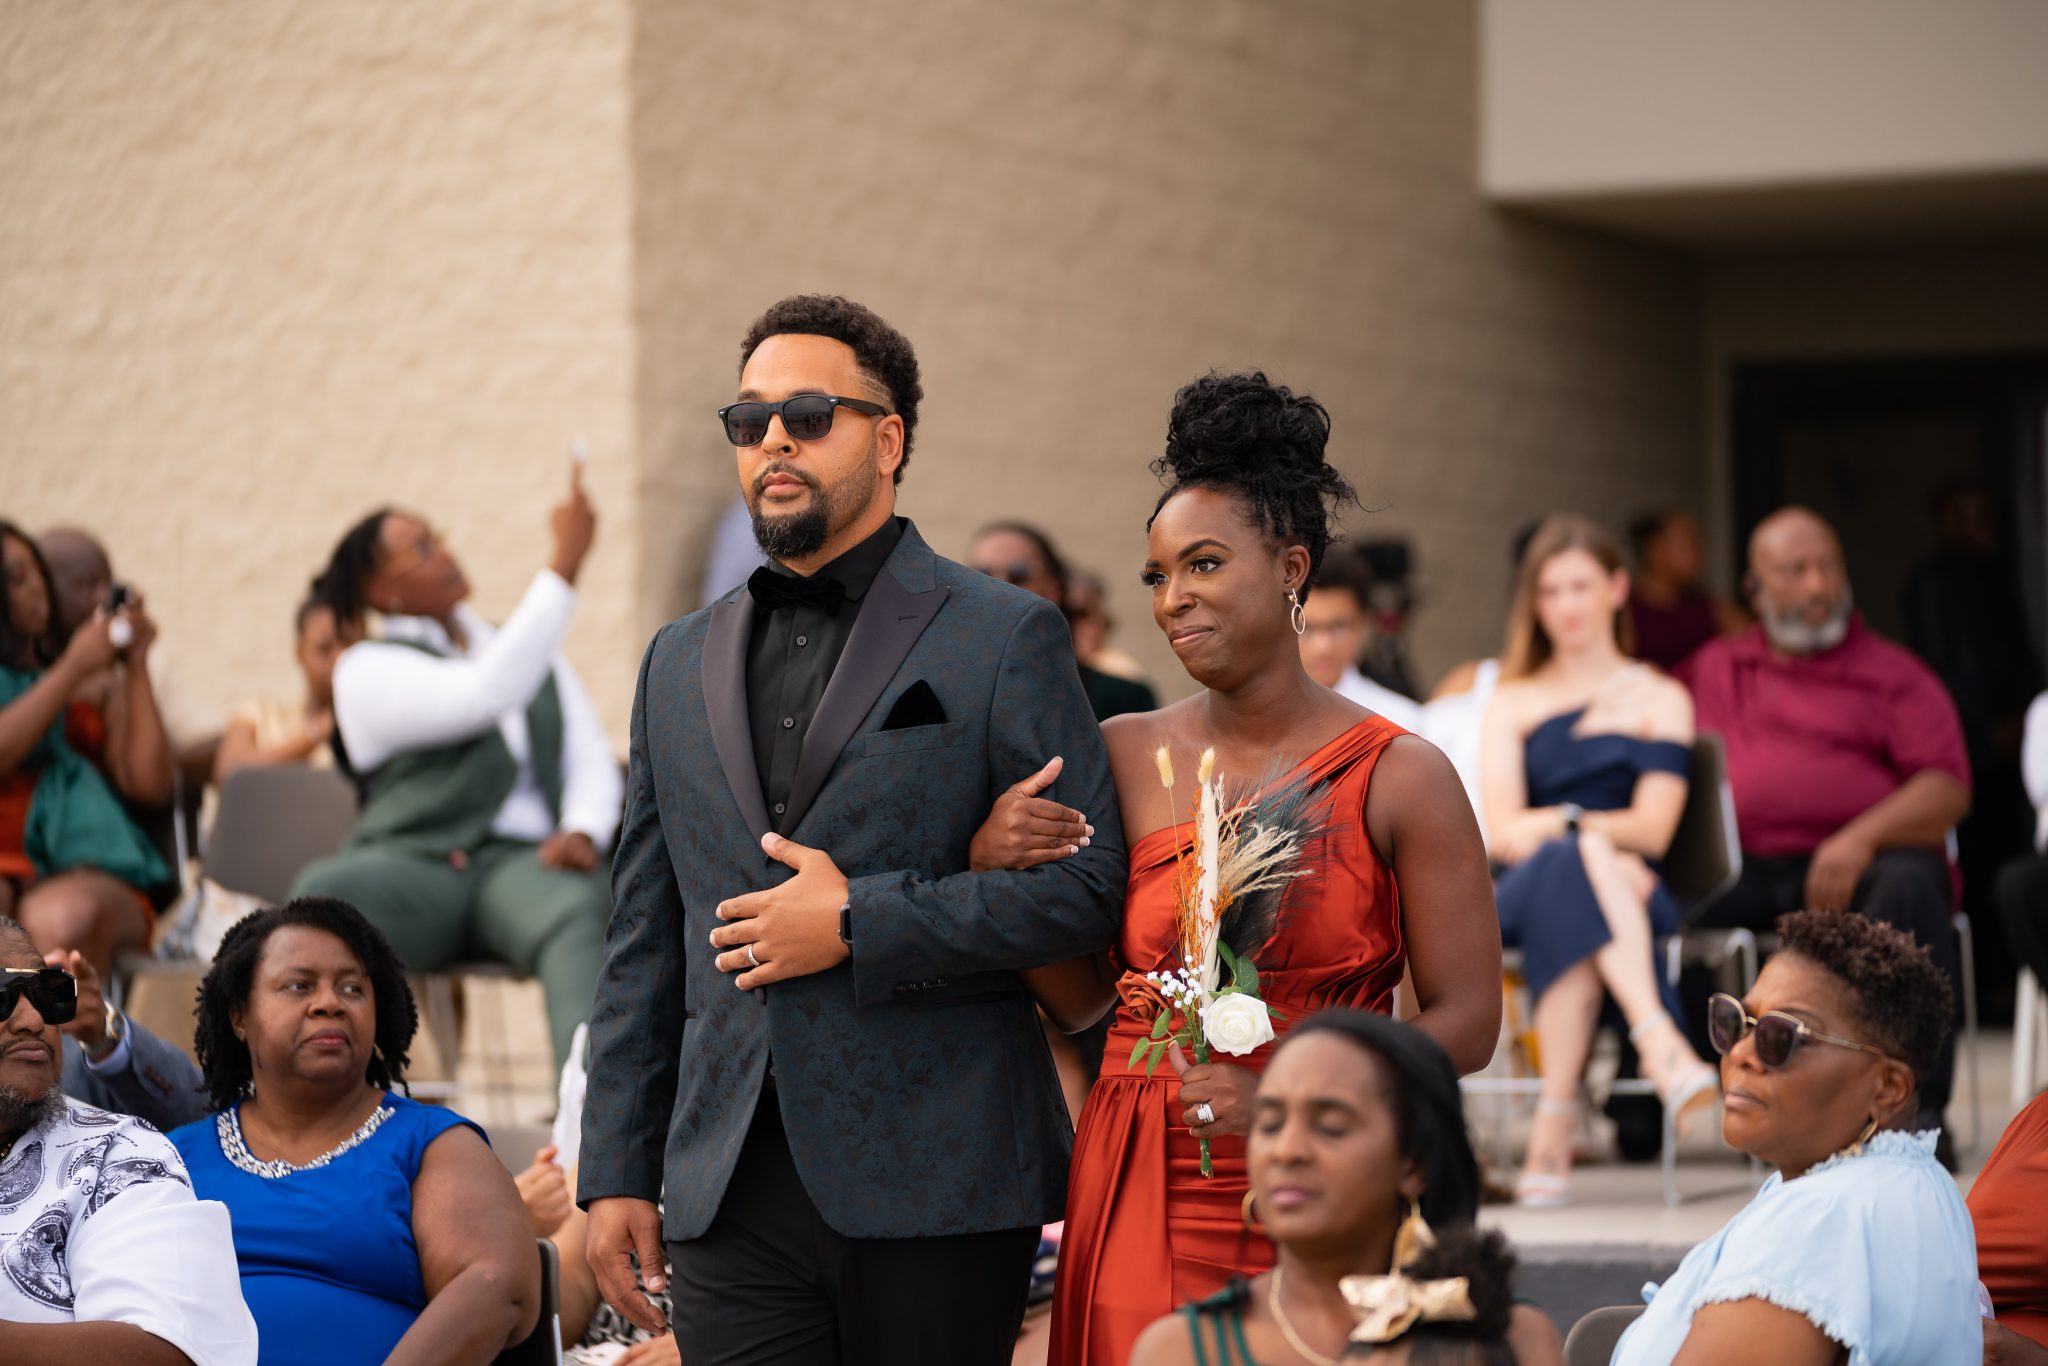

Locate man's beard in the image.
[1760,586,1853,655]
[748,441,879,563]
[0,1081,61,1135]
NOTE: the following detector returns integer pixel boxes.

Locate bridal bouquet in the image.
[1121,745,1329,1176]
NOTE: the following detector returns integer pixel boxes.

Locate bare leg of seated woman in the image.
[1577,831,1715,1119]
[14,869,151,977]
[1519,833,1716,1203]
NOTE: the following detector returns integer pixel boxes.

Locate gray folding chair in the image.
[1563,1304,1644,1366]
[493,1238,563,1365]
[1662,732,1754,993]
[202,765,360,904]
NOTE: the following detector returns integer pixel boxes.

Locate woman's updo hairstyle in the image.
[1147,371,1359,578]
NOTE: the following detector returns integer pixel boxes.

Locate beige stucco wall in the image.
[1,0,641,740]
[1483,0,2048,197]
[632,0,1704,701]
[6,0,1707,746]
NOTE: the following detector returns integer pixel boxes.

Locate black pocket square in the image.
[880,680,946,731]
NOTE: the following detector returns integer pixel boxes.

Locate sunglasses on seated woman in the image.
[717,394,890,447]
[1706,992,1890,1070]
[0,966,78,1026]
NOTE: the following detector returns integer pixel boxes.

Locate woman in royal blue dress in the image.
[1480,516,1717,1206]
[170,898,539,1365]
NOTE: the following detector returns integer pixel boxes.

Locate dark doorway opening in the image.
[1733,353,2048,1019]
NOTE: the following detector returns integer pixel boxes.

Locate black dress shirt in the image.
[746,517,905,831]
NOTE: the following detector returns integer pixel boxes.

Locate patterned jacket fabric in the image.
[578,522,1128,1240]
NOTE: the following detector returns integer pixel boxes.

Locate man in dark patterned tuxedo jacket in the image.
[577,294,1128,1365]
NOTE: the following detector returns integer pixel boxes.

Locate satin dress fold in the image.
[1049,717,1410,1366]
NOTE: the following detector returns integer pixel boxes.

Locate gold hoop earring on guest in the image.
[1392,1195,1435,1271]
[1242,1190,1264,1233]
[1288,589,1306,637]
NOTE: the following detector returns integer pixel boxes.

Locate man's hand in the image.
[47,949,113,1062]
[539,831,600,873]
[514,1143,573,1237]
[968,756,1092,872]
[1804,828,1876,912]
[586,1196,669,1336]
[708,833,851,990]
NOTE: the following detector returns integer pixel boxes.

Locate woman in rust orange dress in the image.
[1001,373,1502,1366]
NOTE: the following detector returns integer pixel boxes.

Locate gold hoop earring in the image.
[1846,1114,1881,1157]
[1241,1190,1263,1233]
[1392,1195,1435,1271]
[1288,589,1306,637]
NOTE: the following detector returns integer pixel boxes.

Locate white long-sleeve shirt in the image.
[2025,690,2048,851]
[331,570,623,848]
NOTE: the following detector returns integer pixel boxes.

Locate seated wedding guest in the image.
[171,898,537,1365]
[213,594,360,782]
[46,946,207,1131]
[1127,1012,1560,1366]
[1,521,171,971]
[1679,506,1971,1141]
[292,459,617,1069]
[1970,1091,2048,1360]
[1068,567,1155,689]
[968,520,1158,721]
[1482,515,1714,1205]
[515,1143,678,1365]
[40,526,225,786]
[1613,911,1978,1365]
[1422,522,1542,836]
[0,916,257,1365]
[1994,689,2048,1000]
[1300,550,1426,731]
[1625,510,1745,672]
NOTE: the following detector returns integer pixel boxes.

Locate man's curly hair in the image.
[192,897,418,1111]
[1147,371,1360,577]
[1778,908,1953,1088]
[739,294,924,483]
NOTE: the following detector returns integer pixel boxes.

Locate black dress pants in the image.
[1685,847,1959,1115]
[666,1096,1038,1366]
[1997,852,2048,988]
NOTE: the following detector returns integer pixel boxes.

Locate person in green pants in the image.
[292,459,615,1070]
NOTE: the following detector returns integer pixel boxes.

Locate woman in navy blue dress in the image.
[170,898,539,1365]
[1481,516,1717,1206]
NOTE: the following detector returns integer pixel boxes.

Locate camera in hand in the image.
[105,582,133,650]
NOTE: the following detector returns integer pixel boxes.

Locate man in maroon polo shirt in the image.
[1681,507,1972,1135]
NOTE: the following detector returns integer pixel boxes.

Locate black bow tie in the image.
[748,566,848,617]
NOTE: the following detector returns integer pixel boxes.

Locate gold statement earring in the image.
[1288,588,1306,636]
[1391,1196,1435,1272]
[1846,1114,1880,1157]
[1241,1190,1264,1233]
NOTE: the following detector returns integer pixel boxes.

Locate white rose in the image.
[1200,992,1276,1057]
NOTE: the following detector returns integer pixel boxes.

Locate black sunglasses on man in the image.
[716,394,889,447]
[1,965,79,1026]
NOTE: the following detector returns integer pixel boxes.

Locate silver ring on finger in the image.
[745,944,760,968]
[1193,1102,1216,1126]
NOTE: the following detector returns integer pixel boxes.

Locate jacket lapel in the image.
[702,592,773,844]
[780,528,949,834]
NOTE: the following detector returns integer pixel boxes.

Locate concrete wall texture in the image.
[5,0,1705,744]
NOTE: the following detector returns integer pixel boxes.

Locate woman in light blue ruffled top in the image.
[1614,909,1981,1366]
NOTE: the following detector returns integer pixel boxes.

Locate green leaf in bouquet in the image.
[1233,949,1259,996]
[1127,1036,1153,1071]
[1150,1012,1171,1041]
[1144,1042,1168,1077]
[1266,1006,1288,1021]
